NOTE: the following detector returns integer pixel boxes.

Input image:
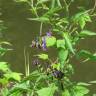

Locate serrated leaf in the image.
[63,33,75,54]
[7,82,29,96]
[79,30,96,37]
[72,11,91,29]
[13,82,29,90]
[37,83,57,96]
[37,53,48,60]
[46,36,56,47]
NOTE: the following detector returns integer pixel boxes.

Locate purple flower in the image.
[42,37,47,51]
[52,69,64,79]
[46,32,52,37]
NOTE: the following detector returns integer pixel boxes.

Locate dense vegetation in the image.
[0,0,96,96]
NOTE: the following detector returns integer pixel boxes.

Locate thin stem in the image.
[68,0,73,7]
[63,0,67,7]
[27,52,30,96]
[27,52,30,76]
[31,0,33,8]
[90,0,96,14]
[63,0,69,16]
[40,22,43,36]
[24,47,30,96]
[24,47,30,77]
[27,0,39,17]
[51,0,56,9]
[24,47,27,77]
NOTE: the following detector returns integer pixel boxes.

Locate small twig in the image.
[63,0,69,16]
[54,58,58,64]
[90,0,96,14]
[27,0,39,17]
[70,27,78,35]
[68,0,73,7]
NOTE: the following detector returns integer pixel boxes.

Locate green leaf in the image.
[0,47,8,56]
[77,50,92,59]
[13,82,29,90]
[58,49,68,69]
[57,39,65,49]
[52,63,60,70]
[46,36,56,47]
[62,89,70,96]
[79,30,96,37]
[89,80,96,84]
[0,41,12,45]
[77,50,96,61]
[37,53,48,60]
[1,88,9,96]
[72,11,91,29]
[77,82,91,86]
[37,0,49,4]
[0,62,9,72]
[8,82,29,96]
[44,7,61,17]
[4,72,21,82]
[37,83,57,96]
[0,78,8,85]
[14,0,28,2]
[63,33,75,54]
[79,17,86,29]
[28,17,49,23]
[72,85,89,96]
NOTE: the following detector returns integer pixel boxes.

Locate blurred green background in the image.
[0,0,96,94]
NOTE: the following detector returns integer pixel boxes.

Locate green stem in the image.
[63,0,69,16]
[24,47,30,96]
[40,22,43,36]
[51,0,56,9]
[24,47,27,77]
[27,0,39,17]
[31,0,33,8]
[27,52,30,76]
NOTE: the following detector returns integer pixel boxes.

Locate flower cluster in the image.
[52,69,64,79]
[30,32,52,51]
